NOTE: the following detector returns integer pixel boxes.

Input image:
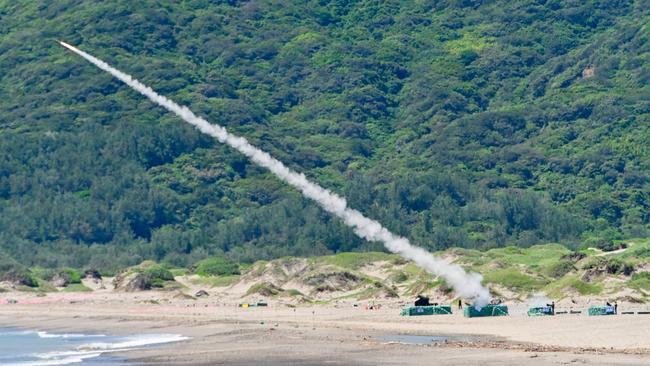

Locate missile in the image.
[57,40,76,52]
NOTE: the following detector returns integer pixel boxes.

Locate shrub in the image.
[142,265,175,288]
[483,268,546,291]
[0,257,24,276]
[63,284,93,292]
[0,254,32,288]
[562,252,586,262]
[572,279,603,295]
[31,267,56,281]
[195,257,240,276]
[389,271,409,283]
[584,237,626,252]
[245,282,283,296]
[606,260,634,276]
[319,252,395,270]
[59,268,82,284]
[286,289,305,297]
[629,272,650,291]
[582,257,634,276]
[581,257,606,270]
[1,269,38,287]
[544,275,603,298]
[545,260,575,278]
[623,263,634,276]
[83,269,102,280]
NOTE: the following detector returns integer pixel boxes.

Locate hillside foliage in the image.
[0,1,648,270]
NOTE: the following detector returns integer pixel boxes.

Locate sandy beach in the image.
[1,290,649,365]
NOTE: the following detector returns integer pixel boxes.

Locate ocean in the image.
[0,328,187,365]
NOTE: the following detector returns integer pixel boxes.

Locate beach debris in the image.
[195,290,209,297]
[365,303,381,310]
[239,301,268,308]
[172,291,196,300]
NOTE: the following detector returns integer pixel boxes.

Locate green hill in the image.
[0,1,648,270]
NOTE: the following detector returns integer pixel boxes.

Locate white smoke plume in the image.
[58,41,491,306]
[528,293,553,308]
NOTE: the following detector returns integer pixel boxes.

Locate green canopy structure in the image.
[527,306,554,316]
[463,304,509,318]
[588,306,616,316]
[400,305,453,316]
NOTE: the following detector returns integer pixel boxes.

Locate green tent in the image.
[527,306,554,316]
[588,306,616,316]
[463,304,509,318]
[400,305,452,316]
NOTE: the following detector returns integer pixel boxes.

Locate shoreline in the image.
[1,292,649,365]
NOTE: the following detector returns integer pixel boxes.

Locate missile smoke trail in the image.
[58,41,490,306]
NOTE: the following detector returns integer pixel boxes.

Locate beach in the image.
[1,291,649,365]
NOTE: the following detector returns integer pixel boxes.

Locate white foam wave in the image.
[0,329,36,336]
[37,331,104,339]
[8,333,187,366]
[77,334,189,351]
[3,353,102,366]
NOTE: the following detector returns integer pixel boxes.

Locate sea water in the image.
[0,328,187,365]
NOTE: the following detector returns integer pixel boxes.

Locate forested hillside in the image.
[0,0,648,271]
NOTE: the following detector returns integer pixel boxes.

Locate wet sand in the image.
[0,292,649,365]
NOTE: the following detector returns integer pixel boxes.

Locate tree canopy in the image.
[0,0,648,271]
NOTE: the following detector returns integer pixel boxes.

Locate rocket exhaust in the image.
[57,41,491,307]
[58,40,75,50]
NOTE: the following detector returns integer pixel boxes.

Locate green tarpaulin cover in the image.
[588,306,616,316]
[400,305,452,316]
[527,306,554,316]
[463,304,509,318]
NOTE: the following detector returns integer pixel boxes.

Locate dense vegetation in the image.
[3,241,647,302]
[194,256,240,276]
[0,1,648,271]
